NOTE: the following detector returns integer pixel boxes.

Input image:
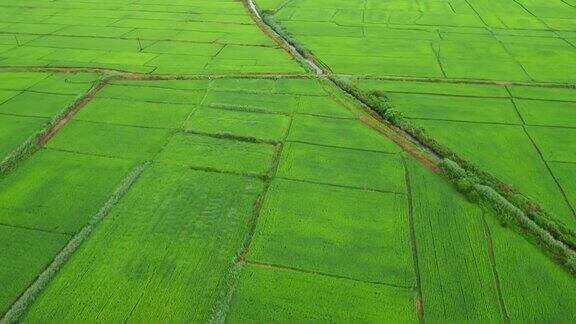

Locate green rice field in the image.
[0,0,575,322]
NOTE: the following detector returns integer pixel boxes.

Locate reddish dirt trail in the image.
[37,80,107,147]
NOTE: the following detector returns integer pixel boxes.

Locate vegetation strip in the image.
[0,162,148,324]
[244,0,324,75]
[182,129,280,146]
[442,159,576,275]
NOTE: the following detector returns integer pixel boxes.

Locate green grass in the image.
[407,159,504,322]
[47,120,170,161]
[110,79,209,91]
[268,0,576,82]
[275,79,327,96]
[74,97,192,129]
[143,41,223,56]
[386,93,521,124]
[204,90,299,115]
[298,95,355,118]
[288,114,403,152]
[0,92,76,118]
[1,0,575,320]
[248,178,414,286]
[515,99,576,127]
[0,72,49,90]
[185,106,291,141]
[0,72,100,163]
[508,86,576,102]
[441,58,530,81]
[278,142,405,192]
[549,162,576,214]
[0,90,20,104]
[226,264,418,323]
[96,84,207,104]
[357,80,508,98]
[0,149,134,233]
[0,114,47,159]
[0,225,69,315]
[156,133,276,175]
[24,164,263,323]
[26,73,99,95]
[210,78,276,93]
[527,126,576,163]
[486,213,576,322]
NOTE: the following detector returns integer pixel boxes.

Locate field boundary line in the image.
[405,116,522,127]
[481,212,511,324]
[206,103,291,116]
[158,161,267,180]
[400,117,576,129]
[0,30,280,48]
[286,139,399,155]
[0,112,50,120]
[521,127,576,220]
[401,157,425,323]
[0,162,148,324]
[506,87,576,220]
[275,176,406,195]
[356,75,576,89]
[0,222,70,237]
[373,89,576,104]
[246,260,415,289]
[295,111,355,120]
[181,129,280,146]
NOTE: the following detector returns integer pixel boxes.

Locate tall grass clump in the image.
[440,158,576,275]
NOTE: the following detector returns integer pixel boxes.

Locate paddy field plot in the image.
[247,178,414,286]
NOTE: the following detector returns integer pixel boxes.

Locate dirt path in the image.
[37,80,108,147]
